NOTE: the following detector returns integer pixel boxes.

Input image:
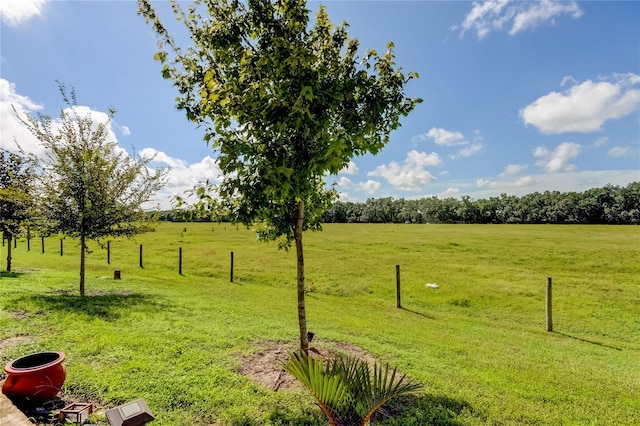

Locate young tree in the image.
[138,0,421,353]
[0,148,37,272]
[18,85,167,296]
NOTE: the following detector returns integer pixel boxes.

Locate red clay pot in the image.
[2,351,66,403]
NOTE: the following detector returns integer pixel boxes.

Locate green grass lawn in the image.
[1,223,639,425]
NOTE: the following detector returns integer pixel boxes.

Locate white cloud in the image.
[534,142,581,172]
[140,148,186,168]
[0,0,48,27]
[406,150,442,166]
[121,125,131,136]
[521,74,640,134]
[458,0,582,39]
[419,128,484,160]
[593,137,609,147]
[1,80,124,160]
[500,164,527,176]
[509,0,582,35]
[476,175,536,190]
[0,79,45,155]
[440,187,460,197]
[560,75,577,88]
[357,180,380,195]
[368,150,441,191]
[335,176,353,188]
[337,191,355,202]
[142,151,225,209]
[65,105,120,143]
[339,161,359,175]
[460,0,511,39]
[422,127,467,146]
[451,143,483,159]
[607,146,632,158]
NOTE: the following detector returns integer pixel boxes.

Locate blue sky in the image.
[1,0,639,209]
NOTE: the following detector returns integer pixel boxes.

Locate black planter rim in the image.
[5,351,65,373]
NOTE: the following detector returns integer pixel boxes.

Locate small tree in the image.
[0,148,37,271]
[139,0,421,353]
[17,84,167,296]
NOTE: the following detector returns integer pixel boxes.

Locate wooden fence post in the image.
[179,247,183,275]
[396,264,402,309]
[27,236,30,251]
[60,239,63,256]
[546,277,553,332]
[14,238,17,249]
[230,251,234,283]
[107,241,111,265]
[41,236,45,254]
[139,244,143,268]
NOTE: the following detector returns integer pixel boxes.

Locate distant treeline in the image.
[323,182,640,224]
[158,182,640,225]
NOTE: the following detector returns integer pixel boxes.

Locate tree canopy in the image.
[322,182,640,225]
[17,84,167,295]
[0,148,37,271]
[139,0,421,352]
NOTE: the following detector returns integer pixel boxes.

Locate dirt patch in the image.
[10,310,29,320]
[0,335,33,352]
[238,340,375,391]
[10,310,46,320]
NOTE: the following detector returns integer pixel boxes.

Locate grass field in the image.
[1,223,639,425]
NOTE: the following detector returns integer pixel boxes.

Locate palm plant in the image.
[283,351,422,425]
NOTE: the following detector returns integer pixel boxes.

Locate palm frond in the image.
[283,350,422,426]
[282,351,349,425]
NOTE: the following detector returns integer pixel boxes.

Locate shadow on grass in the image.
[14,290,165,321]
[401,307,435,319]
[373,393,478,425]
[0,271,23,278]
[555,332,622,351]
[259,393,476,426]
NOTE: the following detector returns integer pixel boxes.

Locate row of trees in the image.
[0,86,167,295]
[321,182,640,225]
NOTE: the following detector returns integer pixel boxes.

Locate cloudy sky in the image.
[1,0,638,208]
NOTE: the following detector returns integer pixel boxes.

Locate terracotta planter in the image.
[2,352,66,402]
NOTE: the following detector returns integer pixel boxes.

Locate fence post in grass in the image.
[230,251,234,283]
[41,236,45,254]
[14,237,17,249]
[27,236,30,251]
[107,241,111,265]
[179,247,183,275]
[139,244,143,268]
[396,264,402,309]
[546,276,553,332]
[60,239,63,256]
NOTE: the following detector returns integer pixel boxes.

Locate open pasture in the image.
[1,223,639,425]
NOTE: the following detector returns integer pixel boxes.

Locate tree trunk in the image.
[6,234,12,272]
[295,200,309,354]
[79,235,86,296]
